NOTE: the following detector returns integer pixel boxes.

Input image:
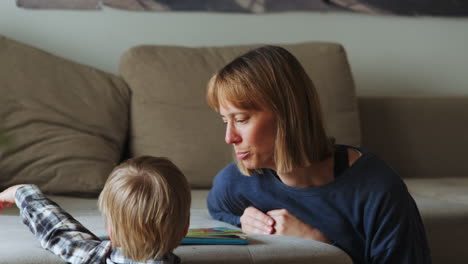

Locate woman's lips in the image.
[236,151,249,159]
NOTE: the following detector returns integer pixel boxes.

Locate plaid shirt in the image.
[15,185,181,264]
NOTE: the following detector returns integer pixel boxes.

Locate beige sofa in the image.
[0,35,466,263]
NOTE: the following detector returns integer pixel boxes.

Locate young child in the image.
[0,156,191,264]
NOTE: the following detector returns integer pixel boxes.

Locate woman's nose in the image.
[225,124,240,145]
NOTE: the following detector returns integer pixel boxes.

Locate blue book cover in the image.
[182,227,249,245]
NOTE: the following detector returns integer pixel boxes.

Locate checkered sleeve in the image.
[15,185,112,264]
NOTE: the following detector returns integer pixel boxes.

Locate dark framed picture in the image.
[16,0,468,16]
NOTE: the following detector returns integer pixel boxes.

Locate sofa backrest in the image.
[0,35,130,196]
[119,42,361,188]
[359,96,468,179]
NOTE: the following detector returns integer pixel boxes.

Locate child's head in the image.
[98,156,191,261]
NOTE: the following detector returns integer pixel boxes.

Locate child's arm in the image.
[6,184,112,264]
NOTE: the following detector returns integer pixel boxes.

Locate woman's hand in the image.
[267,209,331,243]
[0,184,25,213]
[240,206,275,234]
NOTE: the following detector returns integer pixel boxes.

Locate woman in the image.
[206,46,431,263]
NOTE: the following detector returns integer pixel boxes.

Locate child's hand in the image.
[0,184,25,213]
[0,202,13,213]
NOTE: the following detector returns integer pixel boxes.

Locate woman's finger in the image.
[266,208,289,216]
[245,206,275,225]
[241,221,274,234]
[241,206,275,234]
[242,215,274,234]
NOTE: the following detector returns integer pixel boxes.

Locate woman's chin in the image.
[240,160,255,169]
[241,160,263,170]
[240,157,273,170]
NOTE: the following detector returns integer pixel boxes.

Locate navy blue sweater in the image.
[207,146,431,264]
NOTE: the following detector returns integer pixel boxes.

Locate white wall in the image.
[1,1,467,96]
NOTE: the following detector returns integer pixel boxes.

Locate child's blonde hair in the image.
[98,156,191,262]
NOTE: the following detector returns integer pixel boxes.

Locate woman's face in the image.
[219,102,277,170]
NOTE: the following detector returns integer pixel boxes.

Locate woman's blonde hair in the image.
[98,156,191,262]
[206,45,334,175]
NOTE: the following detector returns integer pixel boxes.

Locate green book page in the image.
[186,227,244,236]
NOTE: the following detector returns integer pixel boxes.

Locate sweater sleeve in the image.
[207,164,249,227]
[15,185,111,264]
[367,183,431,264]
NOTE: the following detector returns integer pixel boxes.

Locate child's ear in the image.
[183,221,189,237]
[107,227,113,241]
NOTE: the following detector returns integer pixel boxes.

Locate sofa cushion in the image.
[406,178,468,263]
[0,194,352,264]
[410,193,468,264]
[406,177,468,206]
[0,35,130,196]
[120,43,360,188]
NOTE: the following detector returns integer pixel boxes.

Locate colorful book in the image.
[99,227,249,245]
[181,227,248,245]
